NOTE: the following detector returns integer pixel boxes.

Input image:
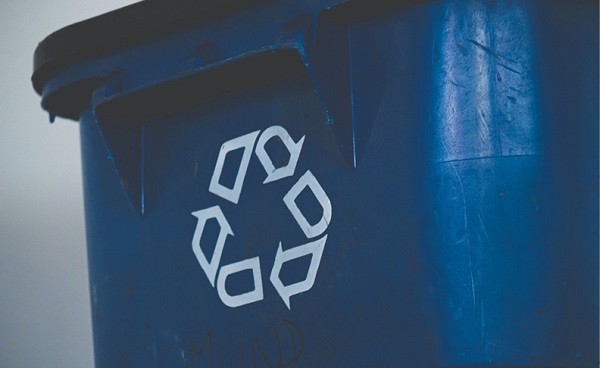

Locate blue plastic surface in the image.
[38,0,598,366]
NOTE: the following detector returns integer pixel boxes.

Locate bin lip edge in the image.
[31,0,248,95]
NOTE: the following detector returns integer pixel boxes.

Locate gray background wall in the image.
[0,1,138,366]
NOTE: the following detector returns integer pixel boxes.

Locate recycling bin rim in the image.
[31,0,261,96]
[31,0,434,102]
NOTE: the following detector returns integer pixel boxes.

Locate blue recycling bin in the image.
[33,0,598,366]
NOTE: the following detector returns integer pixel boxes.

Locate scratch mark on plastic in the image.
[449,79,463,88]
[449,160,477,309]
[497,63,522,75]
[466,39,518,64]
[476,211,488,240]
[478,109,490,136]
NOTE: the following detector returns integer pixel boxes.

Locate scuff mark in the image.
[440,140,476,308]
[476,211,489,240]
[497,63,522,75]
[466,39,518,64]
[478,109,490,135]
[440,139,476,308]
[450,161,477,309]
[449,79,463,88]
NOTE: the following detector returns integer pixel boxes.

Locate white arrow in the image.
[270,235,328,309]
[255,125,305,184]
[209,130,260,204]
[217,256,264,308]
[283,170,332,239]
[191,206,234,287]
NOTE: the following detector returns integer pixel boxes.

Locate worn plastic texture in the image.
[33,0,598,366]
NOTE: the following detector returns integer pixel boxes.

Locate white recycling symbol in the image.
[191,125,332,309]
